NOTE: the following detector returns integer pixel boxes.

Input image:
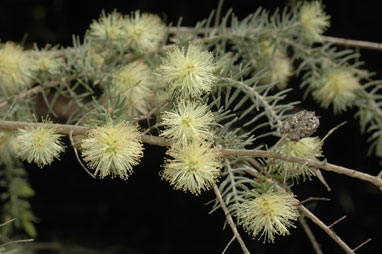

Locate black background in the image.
[1,1,382,253]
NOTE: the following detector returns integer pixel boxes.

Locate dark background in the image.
[1,1,382,253]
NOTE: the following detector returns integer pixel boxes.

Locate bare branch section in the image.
[168,27,382,51]
[299,216,323,254]
[322,35,382,51]
[0,120,382,187]
[299,205,355,254]
[212,182,250,254]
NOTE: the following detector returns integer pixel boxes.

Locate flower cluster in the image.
[157,43,220,194]
[299,1,330,42]
[237,189,299,243]
[16,125,65,168]
[157,44,216,98]
[0,42,32,96]
[161,142,221,195]
[160,99,220,195]
[312,68,360,114]
[88,10,166,52]
[269,137,323,181]
[81,121,144,180]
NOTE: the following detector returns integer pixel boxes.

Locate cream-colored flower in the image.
[237,190,299,243]
[312,68,360,113]
[300,1,330,42]
[0,42,32,95]
[123,11,166,52]
[88,10,126,48]
[160,100,215,145]
[269,137,323,181]
[162,142,221,195]
[157,44,216,98]
[30,48,63,77]
[113,62,155,117]
[81,121,144,180]
[17,125,65,168]
[256,41,293,89]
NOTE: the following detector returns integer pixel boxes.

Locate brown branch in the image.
[352,238,372,252]
[300,197,330,204]
[0,80,59,109]
[328,215,347,229]
[299,205,355,254]
[212,182,251,254]
[222,148,382,188]
[168,27,382,51]
[322,35,382,51]
[0,238,34,247]
[1,120,382,187]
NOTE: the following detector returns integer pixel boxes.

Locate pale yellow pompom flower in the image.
[81,121,144,180]
[300,1,330,42]
[160,100,215,145]
[0,42,32,95]
[30,49,63,77]
[259,56,293,90]
[88,11,126,48]
[123,11,166,52]
[237,190,299,243]
[269,137,323,181]
[162,142,221,195]
[256,41,293,89]
[17,125,65,168]
[312,69,360,114]
[113,62,155,117]
[157,44,216,98]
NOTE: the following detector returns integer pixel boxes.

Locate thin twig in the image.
[321,121,347,143]
[300,197,330,204]
[222,235,236,254]
[322,35,382,51]
[212,182,251,254]
[352,238,372,252]
[315,169,331,192]
[0,238,34,247]
[328,215,347,229]
[69,130,96,179]
[0,218,16,227]
[299,206,355,254]
[299,215,323,254]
